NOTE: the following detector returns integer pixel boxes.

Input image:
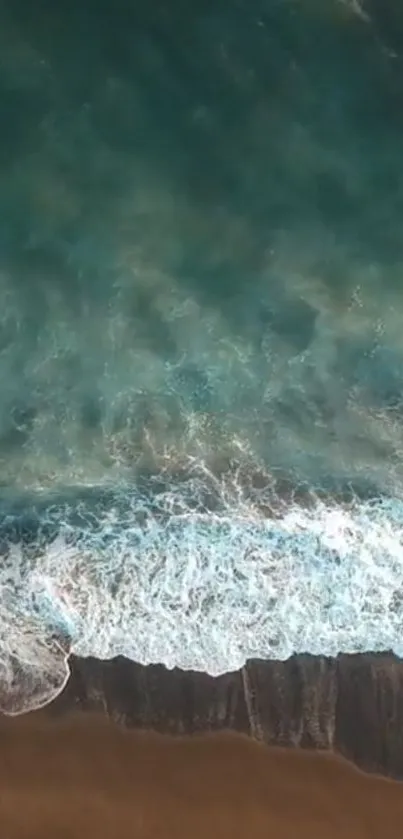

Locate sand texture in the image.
[1,711,403,839]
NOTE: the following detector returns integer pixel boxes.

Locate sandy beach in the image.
[0,710,402,839]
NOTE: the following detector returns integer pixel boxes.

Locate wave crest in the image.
[1,461,403,713]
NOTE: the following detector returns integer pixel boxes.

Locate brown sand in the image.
[0,712,402,839]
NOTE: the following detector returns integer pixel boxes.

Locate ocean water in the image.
[2,0,403,713]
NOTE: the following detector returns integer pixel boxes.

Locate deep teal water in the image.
[2,0,403,713]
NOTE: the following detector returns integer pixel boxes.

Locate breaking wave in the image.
[1,459,403,715]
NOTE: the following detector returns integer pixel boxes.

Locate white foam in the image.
[2,474,403,714]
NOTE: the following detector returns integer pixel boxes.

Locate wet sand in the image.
[0,712,402,838]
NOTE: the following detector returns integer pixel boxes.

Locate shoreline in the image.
[47,652,403,781]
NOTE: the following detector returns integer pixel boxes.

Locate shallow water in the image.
[1,0,403,711]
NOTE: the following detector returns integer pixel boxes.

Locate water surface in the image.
[1,0,403,711]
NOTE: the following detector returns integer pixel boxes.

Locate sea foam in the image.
[1,464,403,714]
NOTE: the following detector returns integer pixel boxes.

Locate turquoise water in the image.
[2,0,403,712]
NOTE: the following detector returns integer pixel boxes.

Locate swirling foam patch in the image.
[1,469,403,714]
